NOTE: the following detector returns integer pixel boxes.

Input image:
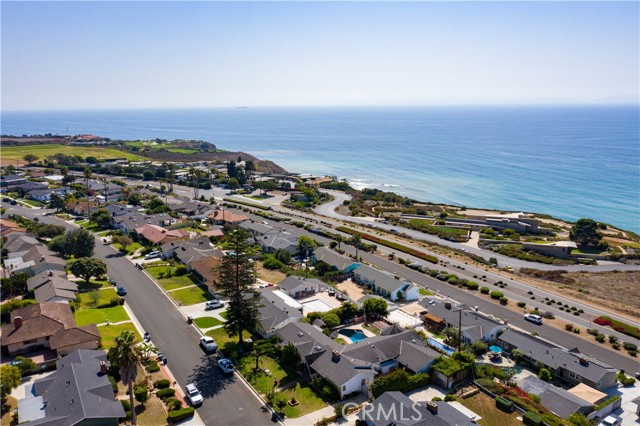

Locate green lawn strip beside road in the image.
[419,288,435,296]
[98,323,141,349]
[223,197,270,210]
[193,316,223,328]
[159,274,199,291]
[77,288,120,308]
[280,383,328,418]
[75,306,130,326]
[144,264,173,279]
[169,284,213,305]
[2,144,145,162]
[205,327,236,349]
[76,279,111,291]
[20,199,44,207]
[219,311,228,320]
[111,241,144,255]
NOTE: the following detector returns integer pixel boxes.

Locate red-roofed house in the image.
[208,209,249,226]
[134,224,189,245]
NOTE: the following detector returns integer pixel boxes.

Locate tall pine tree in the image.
[217,229,260,345]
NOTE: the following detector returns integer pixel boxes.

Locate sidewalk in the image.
[283,394,368,426]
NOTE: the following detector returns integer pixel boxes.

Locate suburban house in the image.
[1,302,100,356]
[256,289,303,338]
[521,241,577,259]
[274,320,440,399]
[170,200,214,218]
[257,232,299,255]
[208,209,249,226]
[173,240,222,265]
[190,255,222,289]
[0,219,26,240]
[3,181,48,195]
[0,174,27,188]
[498,329,617,390]
[86,179,124,200]
[239,220,275,237]
[418,299,507,343]
[65,200,99,217]
[352,264,419,302]
[277,276,329,299]
[102,203,136,217]
[313,247,360,274]
[18,349,125,426]
[26,186,72,202]
[518,375,594,419]
[30,275,79,304]
[362,392,477,426]
[113,212,175,234]
[199,227,224,239]
[134,224,189,245]
[3,233,40,253]
[4,244,67,277]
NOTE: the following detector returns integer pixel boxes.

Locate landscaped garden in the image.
[160,274,198,291]
[459,392,522,426]
[76,288,120,308]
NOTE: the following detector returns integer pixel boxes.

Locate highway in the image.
[5,204,272,426]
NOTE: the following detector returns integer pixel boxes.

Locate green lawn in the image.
[219,311,228,320]
[362,324,381,335]
[419,288,435,296]
[237,356,296,394]
[76,279,111,291]
[77,288,119,308]
[2,144,145,162]
[334,337,348,345]
[459,392,522,426]
[98,322,141,349]
[205,326,238,353]
[76,220,102,232]
[159,274,198,291]
[21,199,44,207]
[145,264,173,279]
[193,316,223,328]
[169,285,213,305]
[279,383,328,418]
[75,306,130,326]
[112,241,144,255]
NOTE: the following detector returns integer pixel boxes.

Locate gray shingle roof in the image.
[419,298,503,338]
[258,289,303,333]
[239,220,275,235]
[313,247,356,271]
[518,375,592,419]
[275,321,339,360]
[353,264,405,294]
[277,276,326,293]
[396,340,441,373]
[310,350,373,387]
[343,330,434,367]
[363,392,476,426]
[24,349,125,426]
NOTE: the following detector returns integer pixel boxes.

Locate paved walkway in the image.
[283,394,368,426]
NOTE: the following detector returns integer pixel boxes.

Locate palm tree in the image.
[188,167,200,200]
[113,330,141,425]
[350,233,362,261]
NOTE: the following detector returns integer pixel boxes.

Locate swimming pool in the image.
[339,329,367,343]
[489,345,503,353]
[427,337,456,355]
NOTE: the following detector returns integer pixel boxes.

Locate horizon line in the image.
[3,102,640,113]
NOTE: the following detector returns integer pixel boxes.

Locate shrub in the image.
[467,282,479,290]
[146,360,160,373]
[608,335,618,343]
[538,368,552,382]
[523,411,543,426]
[587,329,599,336]
[595,334,605,343]
[496,396,513,412]
[612,343,620,350]
[444,394,457,402]
[432,396,443,401]
[517,302,526,308]
[480,287,490,294]
[121,399,131,412]
[595,395,620,411]
[499,297,508,305]
[369,370,430,398]
[617,373,635,386]
[165,397,182,411]
[134,386,149,405]
[156,388,176,399]
[490,291,504,299]
[167,407,195,423]
[565,324,574,332]
[623,342,638,351]
[174,265,188,276]
[108,375,118,393]
[154,379,171,389]
[630,350,637,357]
[594,316,640,339]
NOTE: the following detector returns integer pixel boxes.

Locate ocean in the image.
[2,105,639,232]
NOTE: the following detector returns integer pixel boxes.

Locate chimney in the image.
[426,401,438,414]
[99,361,108,375]
[14,316,23,329]
[444,302,451,310]
[48,271,54,277]
[332,350,341,362]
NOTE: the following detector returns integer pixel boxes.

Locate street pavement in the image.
[5,204,272,426]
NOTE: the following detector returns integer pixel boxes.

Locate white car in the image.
[524,314,543,325]
[185,383,203,406]
[217,358,234,373]
[205,299,224,310]
[144,251,162,260]
[598,416,622,426]
[199,336,218,352]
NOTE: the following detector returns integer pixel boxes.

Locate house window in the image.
[342,385,346,391]
[24,339,38,344]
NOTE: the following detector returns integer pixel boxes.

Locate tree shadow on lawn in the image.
[188,354,236,398]
[105,252,126,258]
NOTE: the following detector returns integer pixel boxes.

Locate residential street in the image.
[4,204,272,426]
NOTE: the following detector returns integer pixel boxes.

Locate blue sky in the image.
[2,1,638,110]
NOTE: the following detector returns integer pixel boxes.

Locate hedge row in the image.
[156,388,176,399]
[496,396,513,412]
[595,395,620,411]
[223,198,270,210]
[336,226,438,264]
[594,316,640,339]
[523,411,543,426]
[167,407,195,423]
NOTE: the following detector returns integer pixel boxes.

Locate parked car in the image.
[598,416,622,426]
[9,200,17,205]
[108,278,116,286]
[144,251,162,260]
[2,198,10,202]
[217,358,234,374]
[524,314,543,325]
[199,336,218,352]
[185,383,203,406]
[205,299,224,310]
[117,287,127,296]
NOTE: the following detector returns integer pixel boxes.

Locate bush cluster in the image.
[594,316,640,339]
[154,379,171,389]
[167,407,195,422]
[156,387,176,399]
[369,369,430,398]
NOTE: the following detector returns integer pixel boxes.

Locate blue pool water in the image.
[339,329,367,343]
[489,345,503,353]
[427,337,456,355]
